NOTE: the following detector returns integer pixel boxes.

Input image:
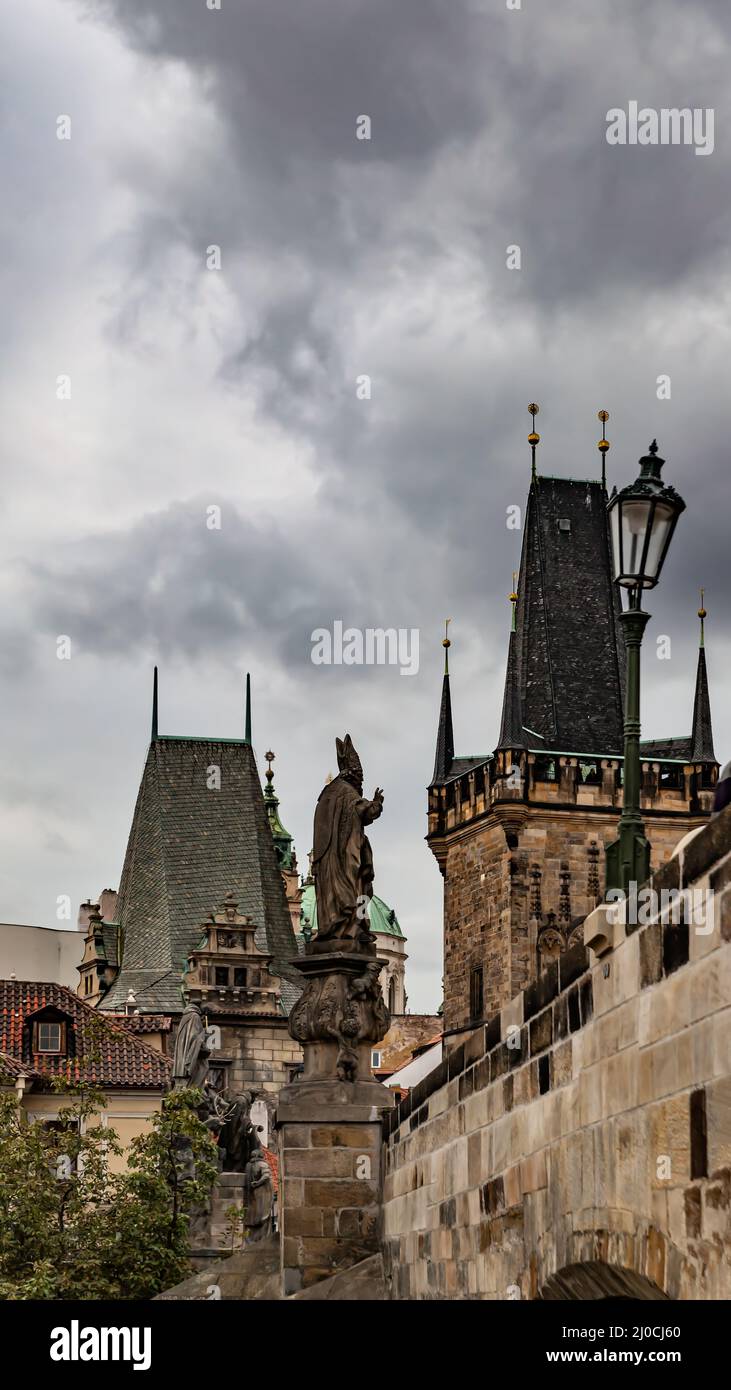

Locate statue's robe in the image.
[312,775,376,944]
[172,1006,209,1089]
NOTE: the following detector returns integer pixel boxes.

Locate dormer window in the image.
[35,1021,65,1054]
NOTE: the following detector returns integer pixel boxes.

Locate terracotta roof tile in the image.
[0,980,170,1090]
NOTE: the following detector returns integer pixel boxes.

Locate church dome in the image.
[298,884,403,940]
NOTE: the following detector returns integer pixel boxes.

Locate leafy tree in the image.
[0,1078,218,1300]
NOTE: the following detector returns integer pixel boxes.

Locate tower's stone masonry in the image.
[434,762,712,1037]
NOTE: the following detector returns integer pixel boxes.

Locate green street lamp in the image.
[605,441,686,897]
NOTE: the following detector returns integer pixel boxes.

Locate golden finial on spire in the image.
[528,403,540,481]
[264,749,275,785]
[597,409,610,489]
[698,588,707,648]
[443,617,452,673]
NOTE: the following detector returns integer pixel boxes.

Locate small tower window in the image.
[215,967,229,987]
[233,968,247,988]
[388,976,397,1014]
[470,967,484,1022]
[558,517,571,533]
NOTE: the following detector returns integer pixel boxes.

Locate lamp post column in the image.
[606,588,651,897]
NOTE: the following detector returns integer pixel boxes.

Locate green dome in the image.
[299,884,403,939]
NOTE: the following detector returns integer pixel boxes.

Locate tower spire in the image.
[244,673,252,744]
[264,748,296,870]
[597,409,610,490]
[430,621,454,785]
[690,591,715,763]
[496,579,526,751]
[151,666,158,741]
[528,403,540,482]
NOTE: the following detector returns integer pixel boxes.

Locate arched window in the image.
[388,975,397,1014]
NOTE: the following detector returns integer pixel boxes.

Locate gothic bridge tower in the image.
[428,410,717,1042]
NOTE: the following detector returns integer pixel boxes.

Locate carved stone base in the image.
[287,951,391,1085]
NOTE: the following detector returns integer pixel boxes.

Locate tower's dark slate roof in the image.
[690,645,716,763]
[640,737,692,761]
[101,737,300,1014]
[509,476,626,755]
[497,619,526,752]
[430,669,455,786]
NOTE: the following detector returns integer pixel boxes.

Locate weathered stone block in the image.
[304,1180,377,1208]
[639,922,663,989]
[706,1077,731,1174]
[284,1149,354,1178]
[529,1008,553,1055]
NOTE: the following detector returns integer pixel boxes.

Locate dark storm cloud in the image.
[87,0,731,554]
[3,0,731,1008]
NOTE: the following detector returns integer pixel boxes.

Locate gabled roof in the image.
[510,476,626,755]
[101,738,300,1014]
[0,980,170,1090]
[112,1014,173,1035]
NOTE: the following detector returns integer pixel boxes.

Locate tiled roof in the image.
[510,476,626,756]
[101,738,300,1014]
[0,1051,41,1081]
[262,1145,279,1195]
[101,923,120,969]
[640,737,692,760]
[0,980,170,1090]
[112,1014,173,1035]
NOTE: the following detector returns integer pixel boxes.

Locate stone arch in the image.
[539,1261,669,1301]
[532,1216,684,1301]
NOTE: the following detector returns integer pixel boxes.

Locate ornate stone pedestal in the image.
[277,952,395,1296]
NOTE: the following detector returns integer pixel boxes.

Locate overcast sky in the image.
[1,0,730,1012]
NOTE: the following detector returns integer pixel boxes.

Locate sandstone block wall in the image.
[383,805,731,1300]
[278,1111,383,1294]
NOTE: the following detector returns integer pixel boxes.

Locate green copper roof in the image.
[263,761,296,872]
[299,883,403,939]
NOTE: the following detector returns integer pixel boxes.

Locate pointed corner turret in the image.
[244,672,252,745]
[690,590,716,764]
[151,666,159,741]
[496,579,526,753]
[263,749,296,871]
[430,620,455,786]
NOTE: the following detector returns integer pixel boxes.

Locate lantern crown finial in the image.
[607,438,685,591]
[597,410,610,488]
[528,403,540,480]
